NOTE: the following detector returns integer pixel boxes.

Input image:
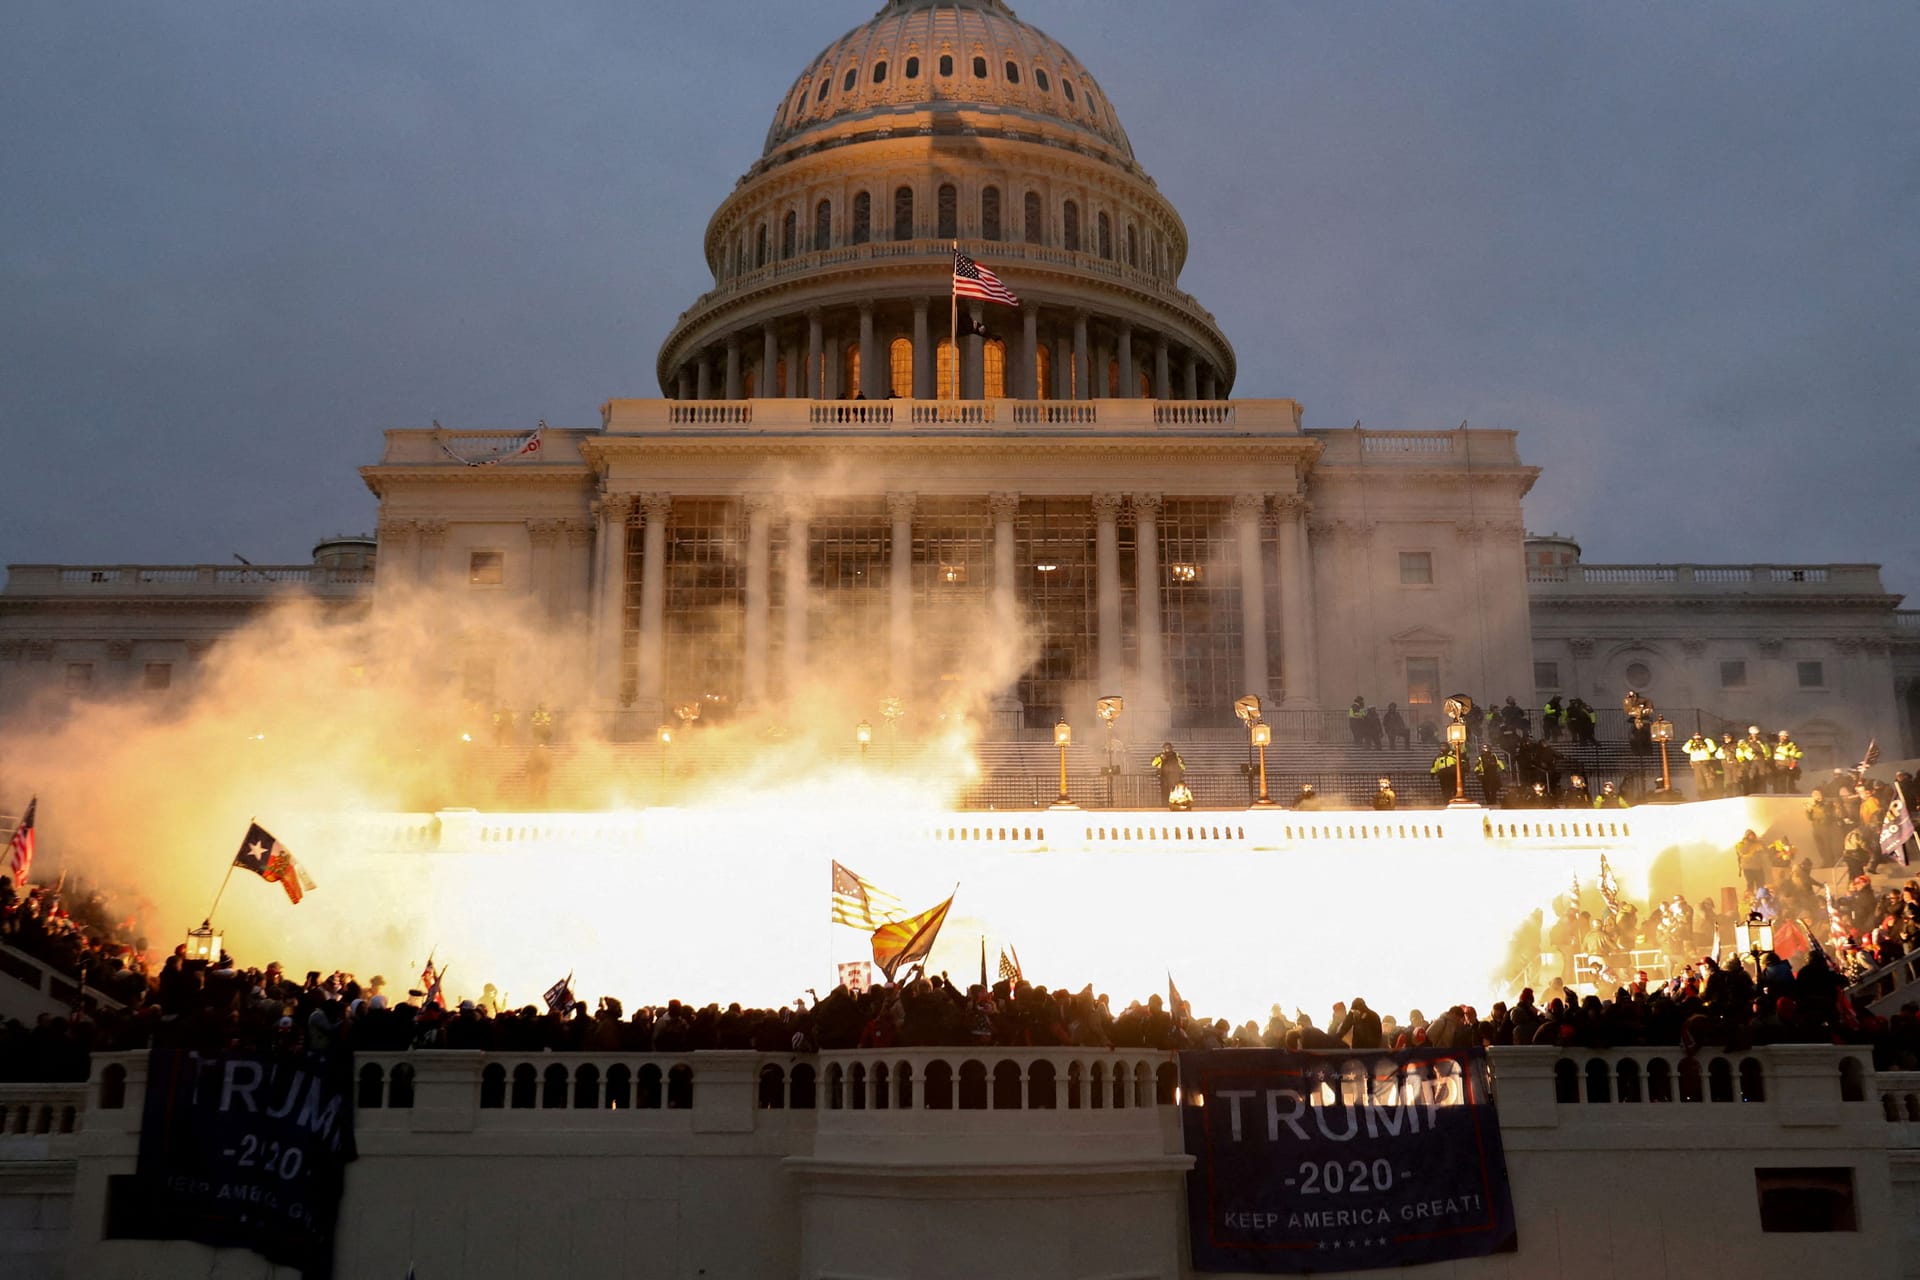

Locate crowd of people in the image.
[4,855,1918,1087]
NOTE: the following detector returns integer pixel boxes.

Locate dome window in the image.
[981,186,1002,242]
[905,56,920,79]
[972,56,988,79]
[873,61,887,84]
[843,68,857,92]
[939,54,953,77]
[937,183,958,240]
[1063,200,1080,252]
[893,186,914,240]
[1004,61,1020,85]
[852,192,871,245]
[1023,191,1042,244]
[1034,69,1050,93]
[1062,78,1076,102]
[817,78,829,103]
[782,211,798,259]
[814,199,832,252]
[1097,211,1112,260]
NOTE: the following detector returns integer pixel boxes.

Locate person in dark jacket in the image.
[1333,997,1384,1049]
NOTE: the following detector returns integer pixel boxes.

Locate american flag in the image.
[998,945,1022,985]
[831,860,903,929]
[420,954,446,1008]
[543,972,575,1015]
[6,798,34,886]
[952,249,1020,307]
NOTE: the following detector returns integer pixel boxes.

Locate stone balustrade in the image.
[1,564,371,597]
[1527,563,1886,592]
[598,395,1302,436]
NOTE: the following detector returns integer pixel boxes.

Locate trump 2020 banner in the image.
[128,1049,358,1276]
[1179,1048,1516,1272]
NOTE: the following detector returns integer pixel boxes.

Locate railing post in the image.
[690,1052,759,1134]
[408,1052,483,1133]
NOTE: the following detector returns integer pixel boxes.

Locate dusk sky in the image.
[5,1,1916,596]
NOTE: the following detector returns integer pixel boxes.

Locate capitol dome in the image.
[657,0,1234,405]
[762,0,1134,167]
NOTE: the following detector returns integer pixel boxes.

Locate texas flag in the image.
[232,822,316,904]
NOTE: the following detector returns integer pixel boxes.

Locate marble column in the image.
[913,299,933,399]
[762,325,779,398]
[1093,492,1124,693]
[695,355,712,401]
[1116,323,1134,398]
[858,304,877,398]
[1201,367,1217,400]
[785,342,803,397]
[1053,335,1073,399]
[784,504,810,694]
[824,334,841,399]
[1183,353,1198,401]
[1153,337,1170,400]
[963,302,985,399]
[592,496,631,700]
[1274,494,1318,708]
[743,493,773,703]
[806,311,824,398]
[1233,493,1270,699]
[1072,313,1090,401]
[1133,493,1166,709]
[1021,309,1040,399]
[887,492,916,690]
[724,335,742,400]
[675,369,693,401]
[637,493,672,702]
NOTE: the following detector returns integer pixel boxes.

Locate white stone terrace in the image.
[1527,562,1890,594]
[1,564,372,598]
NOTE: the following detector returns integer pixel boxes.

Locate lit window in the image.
[65,662,93,691]
[936,339,957,399]
[941,563,968,584]
[144,662,172,690]
[469,551,505,585]
[1035,345,1052,400]
[1406,658,1440,706]
[889,337,913,397]
[1797,661,1825,688]
[1399,551,1433,585]
[843,345,860,397]
[1005,61,1020,85]
[1170,563,1200,583]
[1721,661,1747,688]
[1534,662,1558,689]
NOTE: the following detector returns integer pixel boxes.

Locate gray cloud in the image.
[3,0,1915,598]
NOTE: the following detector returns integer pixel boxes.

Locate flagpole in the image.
[949,241,959,403]
[206,817,254,921]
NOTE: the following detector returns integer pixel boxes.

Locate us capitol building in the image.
[1,0,1915,767]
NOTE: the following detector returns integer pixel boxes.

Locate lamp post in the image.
[1234,694,1263,804]
[1651,715,1675,797]
[1735,915,1775,979]
[1051,719,1077,809]
[1443,694,1475,807]
[184,920,222,964]
[1250,721,1277,808]
[1097,695,1124,806]
[656,724,672,783]
[856,719,872,761]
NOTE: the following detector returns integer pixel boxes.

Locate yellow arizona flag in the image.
[870,892,956,982]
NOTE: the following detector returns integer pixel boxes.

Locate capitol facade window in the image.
[1721,660,1748,688]
[937,184,957,239]
[1798,661,1826,688]
[1399,551,1434,585]
[469,552,504,586]
[1023,191,1042,243]
[1406,658,1440,708]
[144,662,171,691]
[1063,200,1080,251]
[893,187,913,240]
[851,192,870,245]
[981,187,1001,240]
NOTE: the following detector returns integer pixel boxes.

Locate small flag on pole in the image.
[831,860,903,928]
[6,798,35,886]
[543,971,575,1015]
[871,892,956,981]
[998,945,1022,985]
[952,249,1020,307]
[418,953,445,1008]
[1859,739,1881,773]
[231,822,315,904]
[1597,855,1620,919]
[1168,973,1188,1031]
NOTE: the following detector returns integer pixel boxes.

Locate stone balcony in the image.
[598,395,1301,437]
[0,564,372,599]
[1527,562,1890,594]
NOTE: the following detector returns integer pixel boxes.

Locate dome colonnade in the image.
[657,0,1234,406]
